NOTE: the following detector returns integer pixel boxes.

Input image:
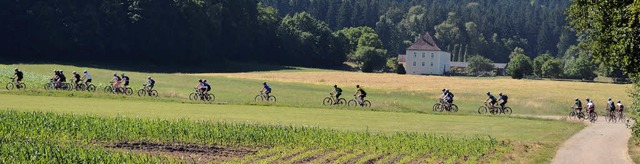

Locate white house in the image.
[402,32,451,75]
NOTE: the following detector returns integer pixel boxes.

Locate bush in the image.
[507,54,533,79]
[467,55,494,76]
[541,59,563,78]
[563,55,597,80]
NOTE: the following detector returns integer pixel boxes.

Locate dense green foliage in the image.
[2,0,574,71]
[0,111,505,162]
[568,1,640,137]
[466,55,494,76]
[262,0,574,62]
[541,59,563,78]
[507,50,533,79]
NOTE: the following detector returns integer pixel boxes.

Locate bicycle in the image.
[605,109,617,123]
[478,102,512,115]
[435,98,458,112]
[347,95,371,107]
[568,107,586,120]
[104,82,132,95]
[254,91,275,102]
[5,78,26,90]
[45,79,71,91]
[586,109,598,123]
[433,98,445,112]
[137,84,158,97]
[189,88,214,101]
[75,81,96,92]
[617,111,625,123]
[323,94,346,106]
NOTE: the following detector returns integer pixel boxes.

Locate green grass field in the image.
[0,64,603,163]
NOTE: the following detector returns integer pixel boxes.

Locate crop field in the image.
[0,64,609,163]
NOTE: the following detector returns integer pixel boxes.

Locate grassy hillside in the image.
[4,64,631,115]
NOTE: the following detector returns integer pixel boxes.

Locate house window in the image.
[430,62,433,67]
[422,54,425,58]
[414,52,417,58]
[422,62,425,66]
[431,53,434,58]
[413,62,416,66]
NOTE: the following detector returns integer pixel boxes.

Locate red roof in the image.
[407,32,442,51]
[398,55,406,62]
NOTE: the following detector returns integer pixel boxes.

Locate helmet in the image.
[121,73,125,76]
[445,89,449,92]
[486,92,491,95]
[575,98,579,101]
[356,85,360,88]
[147,76,151,79]
[442,89,446,92]
[263,82,267,85]
[334,85,337,88]
[113,73,117,76]
[14,68,18,71]
[586,98,590,101]
[198,79,203,82]
[499,92,502,96]
[204,79,207,82]
[608,97,612,101]
[60,70,63,73]
[72,71,76,74]
[53,69,57,72]
[618,101,621,103]
[83,70,87,73]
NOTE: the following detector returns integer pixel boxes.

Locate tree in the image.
[355,46,387,72]
[533,53,553,76]
[541,59,563,78]
[563,55,597,80]
[385,57,398,72]
[467,55,494,76]
[507,53,533,79]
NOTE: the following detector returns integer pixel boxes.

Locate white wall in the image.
[404,50,450,75]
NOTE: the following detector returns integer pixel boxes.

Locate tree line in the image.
[2,0,576,72]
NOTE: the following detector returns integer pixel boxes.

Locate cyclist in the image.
[261,82,272,101]
[330,85,343,104]
[196,79,206,93]
[440,89,454,108]
[497,92,508,110]
[586,98,595,116]
[58,70,67,84]
[121,73,130,89]
[485,92,497,109]
[607,98,616,116]
[72,71,81,86]
[571,98,583,114]
[82,70,92,84]
[111,73,122,92]
[353,85,367,105]
[13,68,24,88]
[145,76,155,92]
[52,70,61,88]
[203,79,212,94]
[617,101,624,114]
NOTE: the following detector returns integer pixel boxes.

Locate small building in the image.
[401,32,451,75]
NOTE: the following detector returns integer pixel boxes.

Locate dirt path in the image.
[550,118,633,164]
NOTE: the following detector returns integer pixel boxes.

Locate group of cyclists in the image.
[571,97,625,119]
[328,84,367,105]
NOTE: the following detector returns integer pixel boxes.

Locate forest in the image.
[1,0,577,72]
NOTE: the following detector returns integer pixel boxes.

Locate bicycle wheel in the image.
[502,107,512,115]
[103,86,112,93]
[477,106,487,114]
[438,104,446,112]
[433,103,440,111]
[347,100,358,106]
[254,95,263,102]
[451,104,459,112]
[568,111,576,119]
[362,100,371,107]
[125,88,133,95]
[87,84,96,92]
[5,83,14,90]
[150,90,159,97]
[17,83,26,90]
[189,93,197,100]
[337,98,347,106]
[76,84,86,91]
[490,107,498,115]
[323,97,333,106]
[268,96,276,102]
[137,89,146,97]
